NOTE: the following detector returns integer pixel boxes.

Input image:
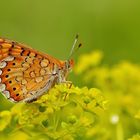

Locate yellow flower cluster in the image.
[75,51,140,140]
[0,84,106,140]
[75,50,103,74]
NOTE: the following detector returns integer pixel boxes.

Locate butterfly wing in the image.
[0,38,61,102]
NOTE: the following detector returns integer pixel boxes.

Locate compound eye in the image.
[68,61,72,69]
[68,64,71,69]
[65,61,70,70]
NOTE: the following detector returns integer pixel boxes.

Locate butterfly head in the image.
[61,59,74,76]
[57,59,74,83]
[64,59,74,72]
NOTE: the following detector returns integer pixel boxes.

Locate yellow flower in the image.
[74,50,103,74]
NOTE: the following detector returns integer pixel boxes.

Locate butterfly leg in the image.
[60,81,73,101]
[67,81,72,89]
[60,80,72,88]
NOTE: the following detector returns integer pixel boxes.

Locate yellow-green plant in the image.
[75,51,140,140]
[0,84,106,140]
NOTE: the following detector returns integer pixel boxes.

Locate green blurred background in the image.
[0,0,140,64]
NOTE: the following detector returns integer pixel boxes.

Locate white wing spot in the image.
[0,84,6,91]
[0,70,2,75]
[3,91,10,98]
[0,61,7,68]
[4,56,14,61]
[9,98,17,103]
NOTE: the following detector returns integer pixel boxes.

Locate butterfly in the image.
[0,35,80,103]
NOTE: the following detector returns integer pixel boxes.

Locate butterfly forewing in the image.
[0,38,63,102]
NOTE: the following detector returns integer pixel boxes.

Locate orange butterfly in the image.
[0,35,80,103]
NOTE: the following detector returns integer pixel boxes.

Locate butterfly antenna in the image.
[68,34,80,59]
